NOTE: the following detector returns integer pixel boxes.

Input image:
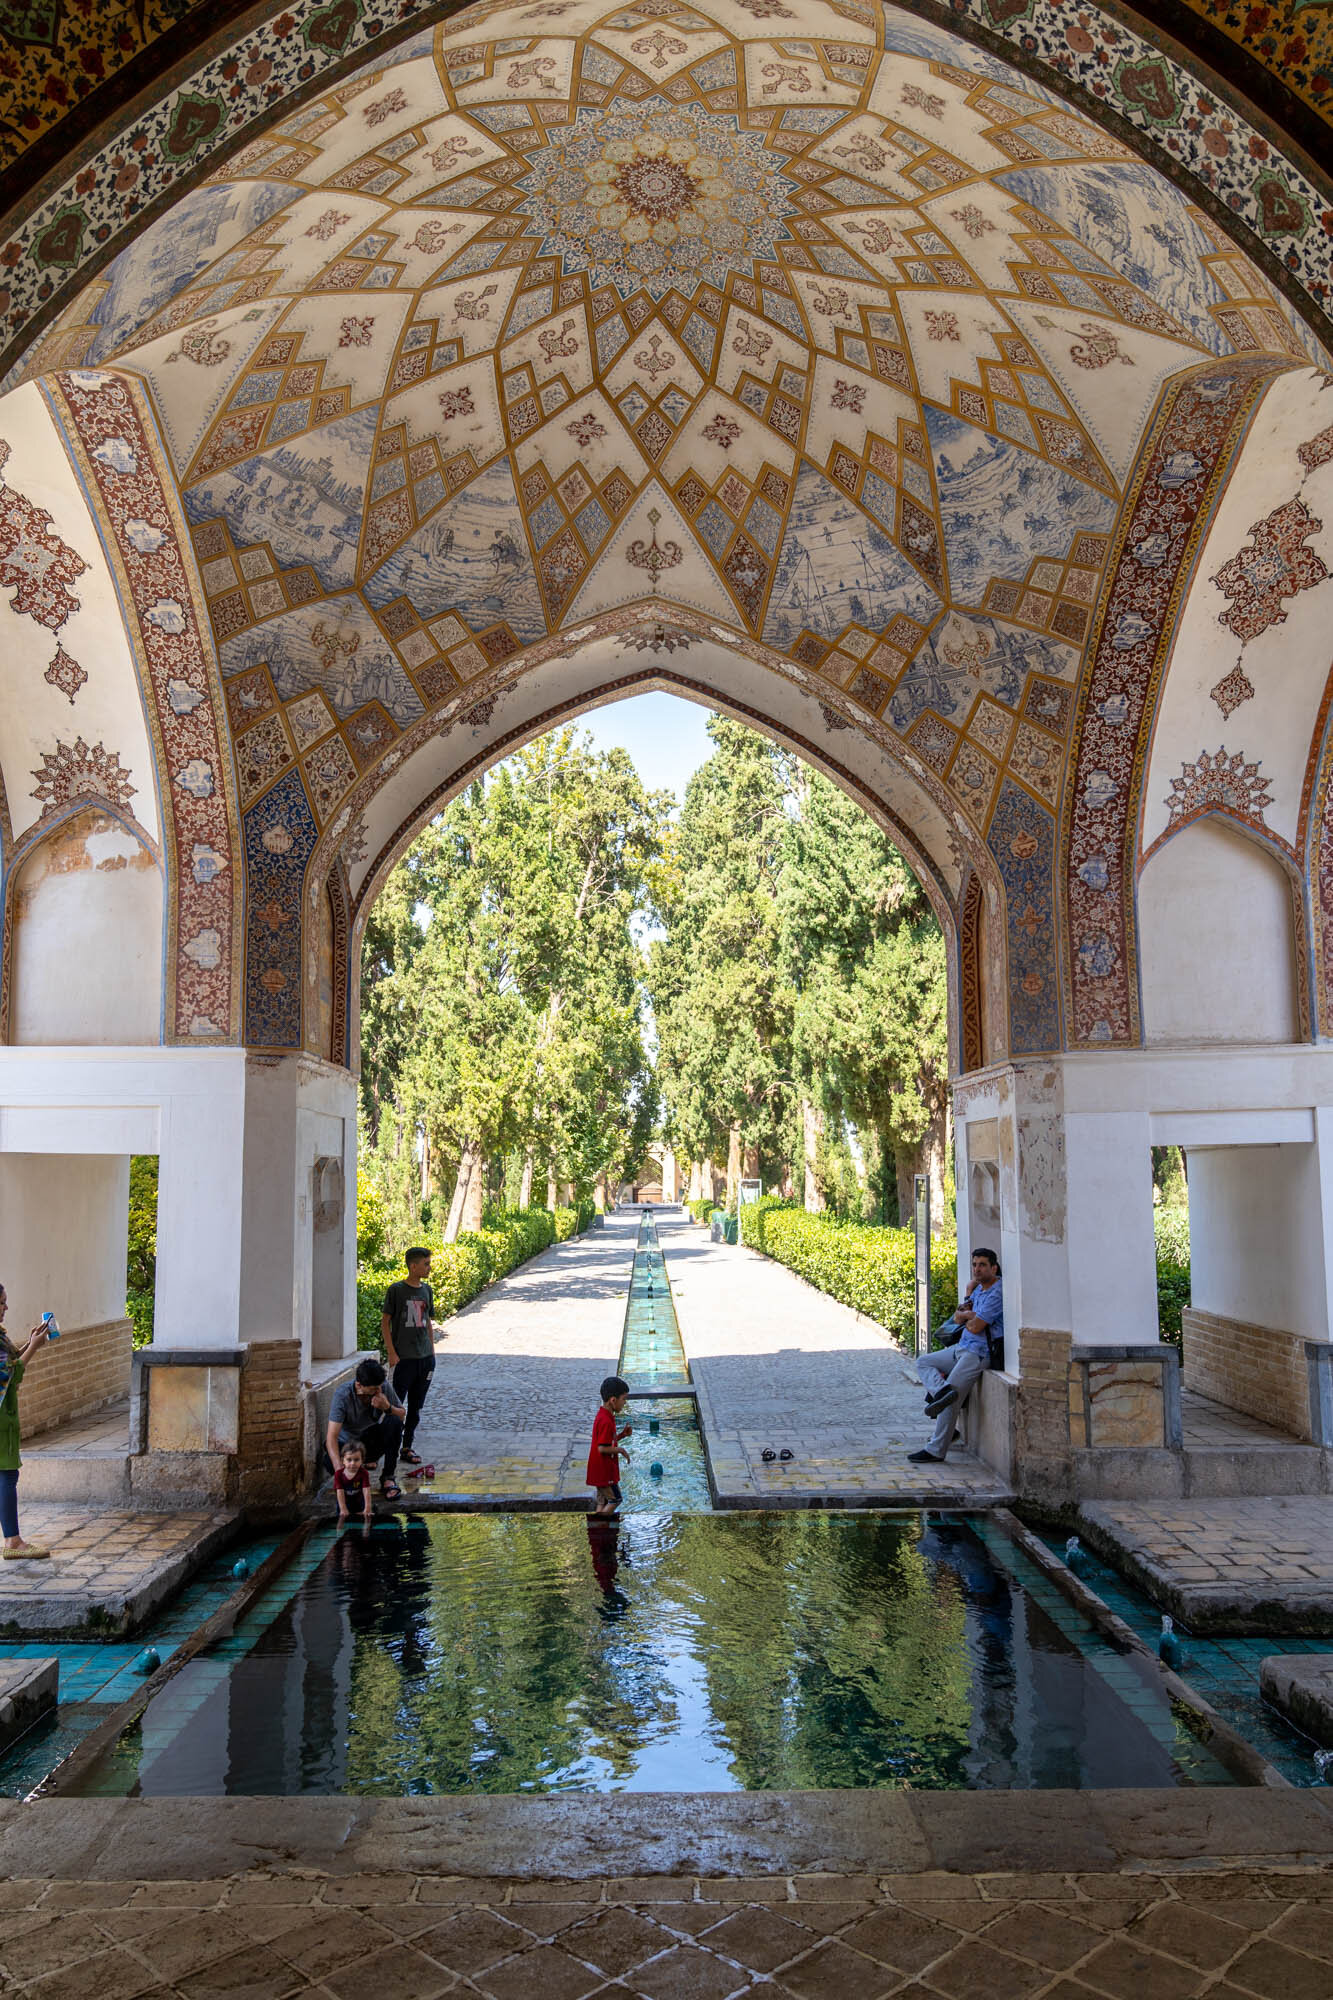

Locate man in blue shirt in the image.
[910,1248,1003,1465]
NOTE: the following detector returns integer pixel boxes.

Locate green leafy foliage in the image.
[1154,1206,1191,1347]
[356,1203,594,1351]
[739,1199,957,1351]
[648,716,949,1216]
[359,729,667,1237]
[125,1155,158,1348]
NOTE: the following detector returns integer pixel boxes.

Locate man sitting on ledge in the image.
[909,1248,1003,1466]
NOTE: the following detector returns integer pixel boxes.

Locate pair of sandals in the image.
[760,1447,795,1463]
[401,1450,436,1480]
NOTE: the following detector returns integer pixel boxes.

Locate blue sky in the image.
[574,692,714,808]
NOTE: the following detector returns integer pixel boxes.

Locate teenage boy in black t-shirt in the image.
[381,1247,437,1469]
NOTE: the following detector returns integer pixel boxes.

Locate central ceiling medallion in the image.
[517,99,797,299]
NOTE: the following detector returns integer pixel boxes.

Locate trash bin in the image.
[723,1216,738,1246]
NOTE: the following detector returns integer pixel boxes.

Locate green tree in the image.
[359,729,667,1234]
[648,715,793,1202]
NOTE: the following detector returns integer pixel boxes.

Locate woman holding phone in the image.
[0,1282,51,1560]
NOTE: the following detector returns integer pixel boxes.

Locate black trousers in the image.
[356,1414,402,1480]
[392,1357,435,1452]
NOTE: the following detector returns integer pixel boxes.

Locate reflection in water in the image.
[76,1512,1233,1797]
[587,1517,630,1618]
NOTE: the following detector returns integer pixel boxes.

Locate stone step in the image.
[1182,1444,1329,1497]
[18,1450,131,1503]
[18,1450,230,1506]
[0,1658,57,1758]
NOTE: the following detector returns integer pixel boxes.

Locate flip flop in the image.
[380,1479,403,1501]
[761,1448,776,1463]
[420,1463,436,1479]
[779,1448,794,1462]
[401,1449,423,1467]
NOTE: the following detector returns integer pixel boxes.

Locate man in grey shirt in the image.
[326,1358,406,1500]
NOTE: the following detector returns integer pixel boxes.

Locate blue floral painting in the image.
[363,458,546,643]
[926,408,1117,607]
[184,407,377,593]
[763,462,941,648]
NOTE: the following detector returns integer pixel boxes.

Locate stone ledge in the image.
[0,1790,1331,1882]
[1260,1655,1333,1749]
[0,1657,56,1759]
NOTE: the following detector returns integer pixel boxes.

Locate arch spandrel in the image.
[321,626,1007,1081]
[6,1,1333,1068]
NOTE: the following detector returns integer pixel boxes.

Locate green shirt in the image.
[0,1357,25,1473]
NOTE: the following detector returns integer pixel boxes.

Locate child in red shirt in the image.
[587,1375,632,1519]
[334,1440,373,1524]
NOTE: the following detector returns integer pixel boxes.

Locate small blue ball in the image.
[232,1558,250,1581]
[650,1461,664,1478]
[136,1647,160,1676]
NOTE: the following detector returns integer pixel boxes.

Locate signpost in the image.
[913,1173,931,1359]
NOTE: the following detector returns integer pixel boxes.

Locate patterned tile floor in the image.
[1080,1499,1333,1628]
[21,1401,130,1458]
[0,1508,239,1633]
[2,1866,1333,1999]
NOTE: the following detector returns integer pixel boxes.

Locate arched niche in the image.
[7,805,163,1044]
[1138,816,1300,1046]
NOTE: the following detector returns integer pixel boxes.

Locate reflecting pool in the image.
[70,1511,1234,1796]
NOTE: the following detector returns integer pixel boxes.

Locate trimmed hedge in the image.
[741,1197,1195,1352]
[739,1197,957,1351]
[356,1200,589,1351]
[687,1197,716,1225]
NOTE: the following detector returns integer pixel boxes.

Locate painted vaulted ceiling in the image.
[1,0,1332,1062]
[11,2,1326,834]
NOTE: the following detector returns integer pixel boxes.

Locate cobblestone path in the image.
[660,1212,1013,1507]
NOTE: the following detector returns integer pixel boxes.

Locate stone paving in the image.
[1079,1498,1333,1635]
[0,1508,238,1641]
[401,1221,631,1508]
[3,1859,1333,2000]
[661,1214,1013,1509]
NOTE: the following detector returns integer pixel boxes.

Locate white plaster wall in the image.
[1138,818,1297,1045]
[1188,1143,1326,1338]
[0,381,159,845]
[0,1152,130,1337]
[9,810,163,1044]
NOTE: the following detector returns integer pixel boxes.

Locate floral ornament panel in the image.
[1212,496,1327,646]
[1165,745,1275,830]
[1062,357,1281,1048]
[50,369,241,1041]
[244,765,319,1048]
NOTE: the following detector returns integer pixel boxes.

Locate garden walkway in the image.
[405,1220,630,1506]
[403,1208,1010,1510]
[660,1212,1013,1508]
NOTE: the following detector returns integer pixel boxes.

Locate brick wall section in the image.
[1182,1306,1312,1440]
[17,1319,132,1440]
[235,1339,304,1507]
[1015,1326,1074,1501]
